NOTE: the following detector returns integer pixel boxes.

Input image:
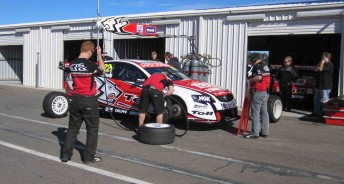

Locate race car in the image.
[43,59,239,124]
[270,65,317,101]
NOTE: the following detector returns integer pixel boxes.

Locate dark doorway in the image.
[113,38,165,62]
[248,34,340,98]
[64,40,103,62]
[0,45,23,83]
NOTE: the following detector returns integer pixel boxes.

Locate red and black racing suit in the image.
[139,73,173,114]
[249,62,271,136]
[61,58,103,162]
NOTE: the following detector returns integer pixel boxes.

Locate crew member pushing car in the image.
[61,41,105,164]
[137,70,174,132]
[245,53,271,139]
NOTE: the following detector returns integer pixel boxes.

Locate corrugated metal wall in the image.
[249,18,342,36]
[64,23,99,41]
[339,17,344,96]
[165,17,198,59]
[23,28,39,87]
[0,29,24,46]
[40,28,64,89]
[103,30,114,57]
[162,16,248,106]
[199,16,248,107]
[23,27,64,89]
[0,3,343,98]
[0,36,23,46]
[0,45,23,81]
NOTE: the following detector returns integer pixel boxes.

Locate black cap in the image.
[249,53,261,63]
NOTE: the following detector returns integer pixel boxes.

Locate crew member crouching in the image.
[137,70,174,133]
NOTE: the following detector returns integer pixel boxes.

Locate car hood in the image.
[173,79,232,96]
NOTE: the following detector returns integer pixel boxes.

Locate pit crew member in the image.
[61,41,105,164]
[276,56,298,112]
[245,53,271,139]
[138,71,174,131]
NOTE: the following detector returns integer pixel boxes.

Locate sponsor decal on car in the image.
[96,78,123,104]
[220,99,237,110]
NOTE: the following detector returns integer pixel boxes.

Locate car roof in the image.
[105,59,171,69]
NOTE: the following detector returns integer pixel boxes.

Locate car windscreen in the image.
[144,67,190,81]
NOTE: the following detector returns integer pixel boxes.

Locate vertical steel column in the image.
[339,16,344,96]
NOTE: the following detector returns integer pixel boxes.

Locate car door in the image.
[107,62,147,114]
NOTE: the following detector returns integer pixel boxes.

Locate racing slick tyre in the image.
[138,123,175,145]
[267,95,283,123]
[43,91,70,118]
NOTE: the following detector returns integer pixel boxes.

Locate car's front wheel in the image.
[43,91,70,118]
[169,96,187,120]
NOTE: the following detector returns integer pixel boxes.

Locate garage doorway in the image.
[64,40,104,62]
[248,34,340,98]
[113,38,165,61]
[0,45,23,83]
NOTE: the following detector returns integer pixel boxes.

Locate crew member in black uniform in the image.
[138,70,174,130]
[61,41,105,164]
[276,56,298,112]
[164,52,182,72]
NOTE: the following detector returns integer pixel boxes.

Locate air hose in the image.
[103,75,132,131]
[166,96,189,137]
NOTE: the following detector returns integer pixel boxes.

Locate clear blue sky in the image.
[0,0,330,25]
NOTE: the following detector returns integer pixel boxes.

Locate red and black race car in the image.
[43,59,239,124]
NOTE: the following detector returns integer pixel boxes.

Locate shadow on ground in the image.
[51,127,85,160]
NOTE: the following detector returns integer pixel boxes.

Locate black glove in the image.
[58,61,65,70]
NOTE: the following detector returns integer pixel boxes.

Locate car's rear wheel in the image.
[43,91,70,118]
[267,95,283,123]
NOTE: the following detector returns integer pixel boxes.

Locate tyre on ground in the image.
[138,123,175,145]
[43,91,70,118]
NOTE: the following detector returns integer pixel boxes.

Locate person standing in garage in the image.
[61,41,105,164]
[310,52,334,119]
[276,56,298,112]
[151,51,160,61]
[164,52,182,72]
[245,53,271,139]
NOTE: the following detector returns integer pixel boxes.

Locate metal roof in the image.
[1,1,344,29]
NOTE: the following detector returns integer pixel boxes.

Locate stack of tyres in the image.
[324,95,344,126]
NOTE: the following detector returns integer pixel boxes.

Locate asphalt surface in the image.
[0,84,343,184]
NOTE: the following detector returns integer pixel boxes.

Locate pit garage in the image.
[0,1,343,109]
[248,34,341,98]
[63,38,165,62]
[113,38,165,61]
[0,45,23,83]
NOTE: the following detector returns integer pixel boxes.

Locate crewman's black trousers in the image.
[61,95,99,162]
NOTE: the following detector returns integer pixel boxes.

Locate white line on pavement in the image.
[0,140,151,184]
[0,113,134,142]
[1,112,343,183]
